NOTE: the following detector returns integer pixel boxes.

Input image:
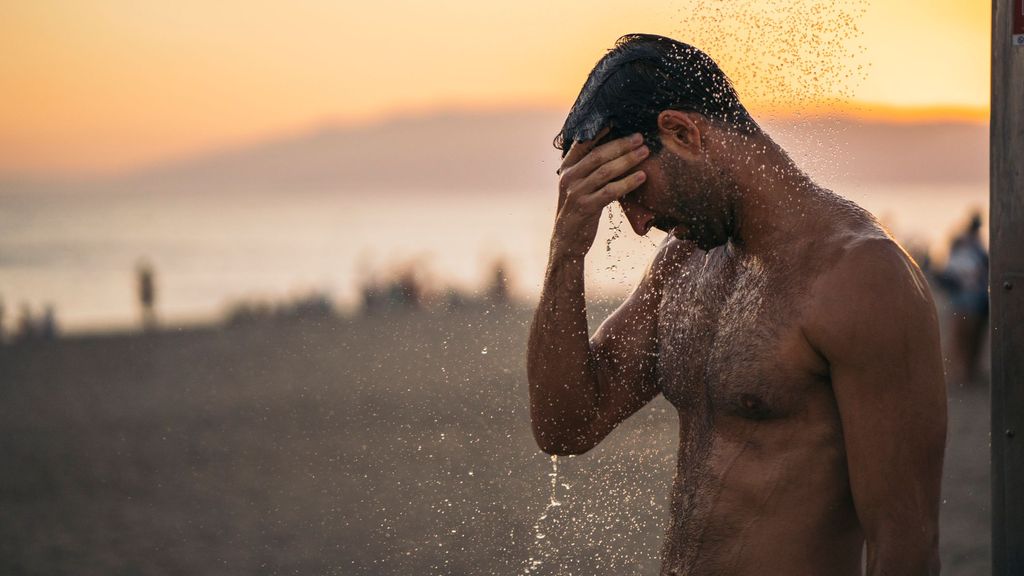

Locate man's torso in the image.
[653,223,877,575]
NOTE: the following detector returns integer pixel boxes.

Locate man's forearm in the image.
[527,249,601,453]
[527,130,650,453]
[866,531,940,576]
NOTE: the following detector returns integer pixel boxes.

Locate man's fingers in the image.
[590,171,648,207]
[558,127,612,175]
[575,142,649,197]
[570,133,645,180]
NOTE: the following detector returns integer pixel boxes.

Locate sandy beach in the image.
[0,301,989,575]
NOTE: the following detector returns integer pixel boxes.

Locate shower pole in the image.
[991,0,1024,572]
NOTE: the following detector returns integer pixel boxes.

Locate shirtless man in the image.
[527,34,946,575]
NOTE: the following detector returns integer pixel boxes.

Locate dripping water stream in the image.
[524,455,563,574]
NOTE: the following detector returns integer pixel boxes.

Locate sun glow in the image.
[0,0,989,175]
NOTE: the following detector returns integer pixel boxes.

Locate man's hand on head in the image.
[551,130,649,260]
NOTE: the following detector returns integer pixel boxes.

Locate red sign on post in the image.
[1015,0,1024,46]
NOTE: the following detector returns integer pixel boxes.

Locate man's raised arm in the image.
[527,132,662,455]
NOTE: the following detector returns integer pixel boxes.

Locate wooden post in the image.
[991,0,1024,573]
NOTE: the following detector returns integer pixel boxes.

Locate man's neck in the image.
[718,131,821,256]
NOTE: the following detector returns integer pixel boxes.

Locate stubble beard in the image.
[661,153,731,250]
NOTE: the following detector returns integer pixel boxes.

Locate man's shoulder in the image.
[799,194,920,293]
[822,232,921,288]
[803,229,937,353]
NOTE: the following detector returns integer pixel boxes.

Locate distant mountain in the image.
[766,118,988,187]
[2,109,988,196]
[112,109,569,196]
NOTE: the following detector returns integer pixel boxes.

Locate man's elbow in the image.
[531,425,599,456]
[867,528,941,575]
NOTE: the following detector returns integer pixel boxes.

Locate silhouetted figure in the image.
[16,303,35,342]
[360,276,384,313]
[487,259,511,303]
[390,268,422,308]
[40,304,58,340]
[289,292,333,320]
[937,212,989,385]
[0,296,5,345]
[356,253,384,313]
[137,261,158,331]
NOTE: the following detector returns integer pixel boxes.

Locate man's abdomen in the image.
[659,410,862,576]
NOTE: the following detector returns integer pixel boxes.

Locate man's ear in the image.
[657,110,703,159]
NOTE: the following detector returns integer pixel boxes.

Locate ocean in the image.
[0,183,987,333]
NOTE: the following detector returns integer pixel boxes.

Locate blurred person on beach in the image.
[934,211,989,386]
[390,264,424,308]
[359,260,429,312]
[16,303,36,341]
[487,259,512,303]
[40,304,58,340]
[137,260,158,331]
[528,34,946,575]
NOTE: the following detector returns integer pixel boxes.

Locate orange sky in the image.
[0,1,990,176]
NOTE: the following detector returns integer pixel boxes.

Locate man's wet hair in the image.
[555,34,758,157]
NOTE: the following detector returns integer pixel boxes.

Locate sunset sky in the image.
[0,0,989,176]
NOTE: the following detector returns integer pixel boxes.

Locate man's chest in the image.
[655,251,823,420]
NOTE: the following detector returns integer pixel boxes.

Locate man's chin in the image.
[670,224,726,252]
[650,220,680,235]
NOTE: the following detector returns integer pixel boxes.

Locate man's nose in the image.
[619,201,655,236]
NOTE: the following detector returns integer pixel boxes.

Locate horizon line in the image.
[0,101,989,182]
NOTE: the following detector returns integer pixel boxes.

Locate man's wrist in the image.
[548,239,589,264]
